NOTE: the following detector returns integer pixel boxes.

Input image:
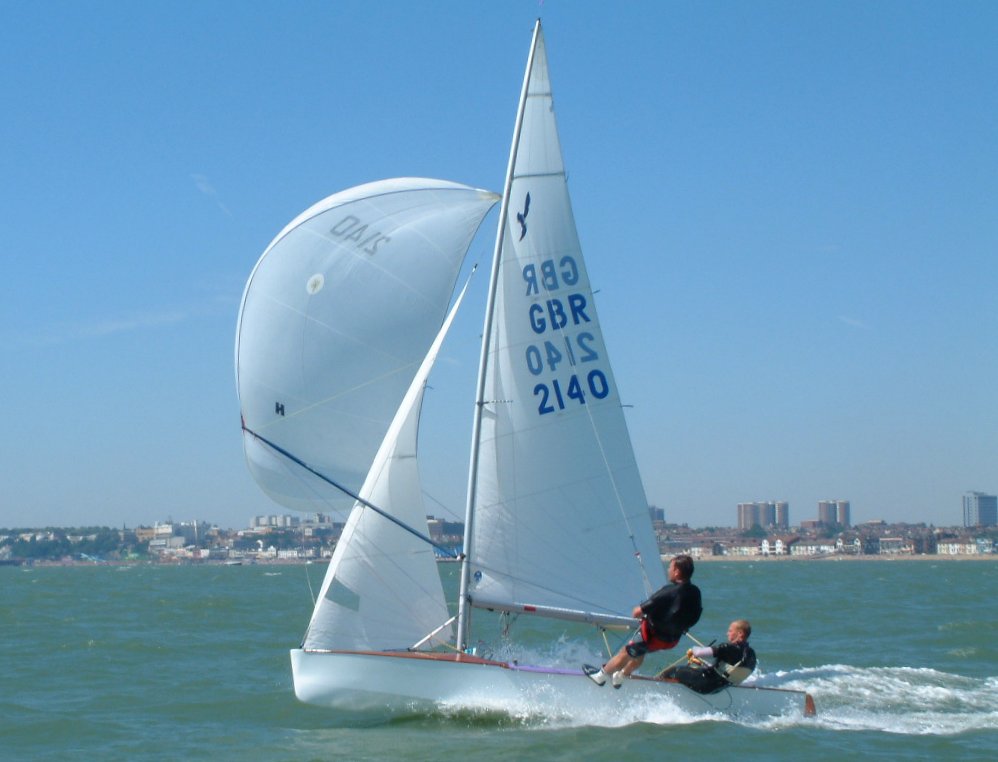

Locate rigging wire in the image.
[241,423,459,559]
[242,436,460,649]
[304,559,317,606]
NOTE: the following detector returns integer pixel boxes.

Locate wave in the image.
[754,664,998,735]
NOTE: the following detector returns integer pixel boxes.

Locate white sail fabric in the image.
[302,280,472,651]
[236,178,498,513]
[469,27,665,624]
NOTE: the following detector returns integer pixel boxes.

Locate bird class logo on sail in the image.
[516,192,530,240]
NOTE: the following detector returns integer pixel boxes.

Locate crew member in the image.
[661,619,757,694]
[583,554,702,688]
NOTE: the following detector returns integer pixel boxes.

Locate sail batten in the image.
[512,171,564,180]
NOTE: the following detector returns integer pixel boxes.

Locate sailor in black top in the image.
[583,554,702,688]
[630,571,704,652]
[662,619,757,694]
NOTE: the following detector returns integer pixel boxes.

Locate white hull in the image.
[290,649,815,720]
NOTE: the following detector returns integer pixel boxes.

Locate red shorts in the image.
[626,620,679,657]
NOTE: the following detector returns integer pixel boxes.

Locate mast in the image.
[456,19,542,652]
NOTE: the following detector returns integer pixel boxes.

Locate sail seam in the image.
[512,171,563,180]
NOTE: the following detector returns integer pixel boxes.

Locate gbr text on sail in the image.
[521,256,611,415]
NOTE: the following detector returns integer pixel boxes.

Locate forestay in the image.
[468,27,665,627]
[236,178,498,514]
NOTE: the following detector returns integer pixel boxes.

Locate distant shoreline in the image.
[6,553,997,568]
[692,553,996,562]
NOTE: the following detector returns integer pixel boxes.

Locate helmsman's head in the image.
[668,554,694,582]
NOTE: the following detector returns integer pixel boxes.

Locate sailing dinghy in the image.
[236,20,814,720]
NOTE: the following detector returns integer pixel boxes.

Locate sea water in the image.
[2,560,996,761]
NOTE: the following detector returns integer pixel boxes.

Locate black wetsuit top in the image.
[639,580,703,642]
[712,640,756,674]
[666,639,757,695]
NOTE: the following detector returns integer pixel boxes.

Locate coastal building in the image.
[817,499,850,527]
[818,501,837,526]
[937,540,989,555]
[728,543,761,557]
[877,537,912,555]
[134,526,157,543]
[790,541,837,557]
[737,501,788,530]
[835,536,862,555]
[775,501,789,530]
[963,492,997,528]
[737,503,758,530]
[760,538,787,555]
[836,500,851,527]
[426,516,463,546]
[251,514,299,529]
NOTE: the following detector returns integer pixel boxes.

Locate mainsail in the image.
[236,178,498,514]
[466,25,665,627]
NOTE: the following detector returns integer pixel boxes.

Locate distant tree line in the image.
[0,527,148,561]
[0,524,342,561]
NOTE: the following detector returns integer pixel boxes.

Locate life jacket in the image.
[715,660,753,685]
[712,641,755,686]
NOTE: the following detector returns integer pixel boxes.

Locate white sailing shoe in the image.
[582,664,607,686]
[612,670,625,689]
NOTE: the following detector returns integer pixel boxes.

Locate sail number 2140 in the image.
[533,370,610,415]
[525,333,610,415]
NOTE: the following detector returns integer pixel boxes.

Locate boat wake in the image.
[760,664,998,735]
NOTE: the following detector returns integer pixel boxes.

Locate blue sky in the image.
[2,0,995,531]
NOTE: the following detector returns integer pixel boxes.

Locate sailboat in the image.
[236,20,815,720]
